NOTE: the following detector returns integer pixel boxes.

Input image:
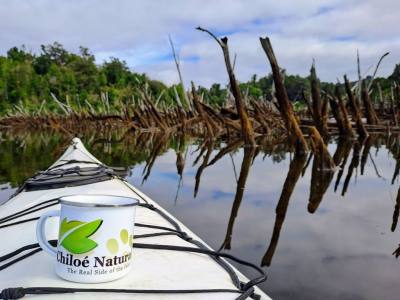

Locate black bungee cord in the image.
[0,160,268,299]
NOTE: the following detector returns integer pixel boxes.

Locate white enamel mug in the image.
[36,195,139,283]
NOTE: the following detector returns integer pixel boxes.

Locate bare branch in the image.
[196,26,224,48]
[368,52,390,91]
[168,34,191,108]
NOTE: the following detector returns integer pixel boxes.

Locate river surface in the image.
[1,130,400,300]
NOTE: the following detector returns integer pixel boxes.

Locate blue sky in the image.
[0,0,399,87]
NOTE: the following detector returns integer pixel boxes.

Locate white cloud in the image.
[0,0,399,86]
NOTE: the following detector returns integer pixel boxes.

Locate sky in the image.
[0,0,399,87]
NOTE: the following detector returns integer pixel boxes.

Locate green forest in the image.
[0,42,399,116]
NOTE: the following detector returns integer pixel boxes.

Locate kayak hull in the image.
[0,138,271,299]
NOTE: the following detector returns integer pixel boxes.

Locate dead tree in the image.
[377,83,385,115]
[309,127,335,170]
[259,37,308,153]
[329,95,346,135]
[344,75,368,138]
[361,79,379,125]
[335,85,354,136]
[390,85,398,126]
[168,34,191,110]
[395,83,400,108]
[191,82,216,139]
[303,90,314,120]
[197,27,256,146]
[310,63,329,138]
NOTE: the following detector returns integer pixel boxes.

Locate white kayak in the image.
[0,138,270,300]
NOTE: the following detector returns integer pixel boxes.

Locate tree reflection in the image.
[261,137,371,266]
[334,139,354,192]
[389,134,400,184]
[193,140,214,198]
[360,135,377,175]
[261,152,307,266]
[308,138,354,213]
[220,146,256,250]
[142,132,171,183]
[391,187,400,232]
[5,128,400,268]
[174,134,188,204]
[308,153,335,213]
[341,140,362,196]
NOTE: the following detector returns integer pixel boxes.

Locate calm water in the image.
[1,130,400,299]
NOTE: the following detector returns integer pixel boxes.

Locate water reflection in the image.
[220,146,256,250]
[392,187,400,232]
[194,140,214,197]
[334,138,353,192]
[308,149,334,213]
[262,152,307,266]
[1,129,400,299]
[174,134,187,204]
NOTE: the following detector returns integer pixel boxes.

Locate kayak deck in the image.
[0,138,270,299]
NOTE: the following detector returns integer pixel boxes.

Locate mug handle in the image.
[36,210,60,257]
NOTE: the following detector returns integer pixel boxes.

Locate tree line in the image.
[0,42,398,115]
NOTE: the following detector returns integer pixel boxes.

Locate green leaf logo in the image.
[59,218,84,239]
[59,218,103,254]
